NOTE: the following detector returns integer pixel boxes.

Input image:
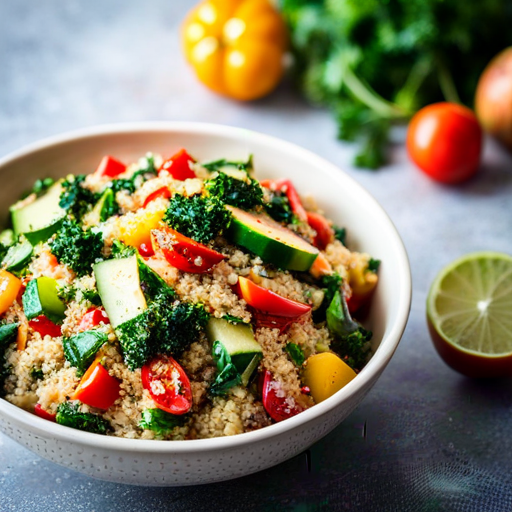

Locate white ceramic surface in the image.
[0,122,411,486]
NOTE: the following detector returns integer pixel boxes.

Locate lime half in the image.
[427,252,512,377]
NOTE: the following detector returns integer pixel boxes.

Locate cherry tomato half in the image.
[306,211,334,250]
[151,226,225,273]
[261,370,303,423]
[77,308,110,332]
[159,149,196,181]
[94,155,127,178]
[406,102,483,184]
[238,276,311,318]
[34,403,56,422]
[29,315,62,337]
[141,355,192,415]
[72,357,120,410]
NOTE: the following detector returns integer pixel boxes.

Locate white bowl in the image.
[0,122,411,486]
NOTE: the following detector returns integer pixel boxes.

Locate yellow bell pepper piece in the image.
[0,270,21,316]
[116,205,166,249]
[302,352,356,403]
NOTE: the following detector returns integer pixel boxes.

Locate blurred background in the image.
[2,1,512,511]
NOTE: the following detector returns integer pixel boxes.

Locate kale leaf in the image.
[264,191,296,224]
[163,194,232,244]
[49,219,104,277]
[59,175,98,221]
[139,408,188,436]
[205,172,263,210]
[56,402,111,435]
[202,156,253,173]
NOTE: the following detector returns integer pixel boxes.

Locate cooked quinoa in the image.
[0,150,379,440]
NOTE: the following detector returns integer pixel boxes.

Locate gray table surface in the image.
[2,2,512,511]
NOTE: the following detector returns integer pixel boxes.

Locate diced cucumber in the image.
[0,322,19,347]
[89,188,116,226]
[11,183,66,244]
[22,277,67,324]
[93,256,147,328]
[62,330,108,375]
[225,206,319,272]
[0,230,15,247]
[206,317,262,384]
[2,238,33,273]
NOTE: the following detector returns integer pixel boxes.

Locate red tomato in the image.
[406,102,483,184]
[261,371,303,422]
[306,211,334,250]
[143,186,171,208]
[159,149,196,181]
[260,179,307,222]
[94,155,127,178]
[78,308,110,332]
[29,315,61,337]
[34,403,56,422]
[151,226,225,273]
[238,276,311,318]
[141,355,192,415]
[72,358,120,410]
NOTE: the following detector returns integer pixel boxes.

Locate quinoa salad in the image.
[0,149,379,440]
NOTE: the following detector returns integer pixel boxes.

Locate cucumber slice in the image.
[94,256,147,328]
[206,317,262,382]
[22,277,67,324]
[89,188,116,226]
[11,183,66,244]
[226,206,319,271]
[2,238,33,272]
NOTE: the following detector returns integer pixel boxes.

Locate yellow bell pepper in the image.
[302,352,356,403]
[116,205,167,249]
[182,0,288,101]
[0,270,21,316]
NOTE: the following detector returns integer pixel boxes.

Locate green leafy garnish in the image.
[56,402,111,435]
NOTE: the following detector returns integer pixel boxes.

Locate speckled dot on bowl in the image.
[0,122,411,486]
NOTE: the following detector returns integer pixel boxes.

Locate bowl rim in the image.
[0,121,412,453]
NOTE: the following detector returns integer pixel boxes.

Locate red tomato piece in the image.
[159,149,196,180]
[406,102,483,184]
[306,211,335,250]
[141,355,192,415]
[261,371,303,422]
[151,226,225,274]
[250,309,296,333]
[29,315,61,337]
[78,308,110,332]
[238,276,311,318]
[142,186,171,208]
[94,155,127,178]
[261,179,308,222]
[34,403,56,422]
[138,242,155,258]
[72,358,120,410]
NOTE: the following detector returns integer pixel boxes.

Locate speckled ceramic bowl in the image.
[0,123,411,486]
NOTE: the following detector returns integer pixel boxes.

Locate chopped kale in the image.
[0,322,19,397]
[368,258,381,273]
[139,408,188,436]
[264,192,296,224]
[30,368,44,380]
[285,343,305,367]
[56,402,111,435]
[209,363,241,396]
[49,219,104,277]
[326,290,372,370]
[312,272,343,323]
[116,310,154,370]
[333,227,346,246]
[202,156,253,173]
[59,175,98,221]
[222,314,247,325]
[58,284,102,306]
[163,194,232,244]
[205,172,263,210]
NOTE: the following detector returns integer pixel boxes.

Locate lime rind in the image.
[427,251,512,357]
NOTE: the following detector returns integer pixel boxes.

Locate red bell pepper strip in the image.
[142,355,192,415]
[72,357,121,410]
[34,403,56,422]
[142,186,171,208]
[261,371,303,422]
[94,155,127,178]
[78,308,110,332]
[29,315,61,337]
[238,276,311,318]
[260,179,308,223]
[151,226,225,274]
[306,211,335,250]
[159,149,196,181]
